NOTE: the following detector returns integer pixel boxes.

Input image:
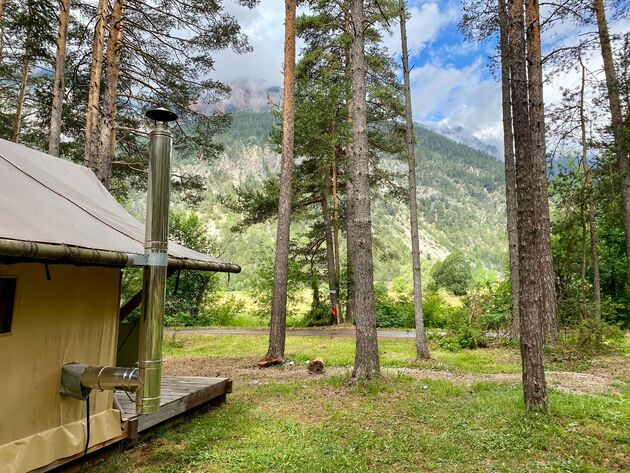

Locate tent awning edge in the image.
[0,238,241,273]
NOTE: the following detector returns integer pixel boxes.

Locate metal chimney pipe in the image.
[136,107,178,415]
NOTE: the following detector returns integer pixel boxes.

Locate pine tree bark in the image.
[508,0,548,412]
[266,0,296,360]
[592,0,630,284]
[0,0,7,63]
[349,0,380,381]
[48,0,71,157]
[399,0,430,360]
[343,5,354,326]
[96,0,127,189]
[525,0,558,341]
[331,161,342,321]
[11,1,33,143]
[322,167,341,325]
[84,0,108,171]
[579,56,602,319]
[498,0,520,337]
[345,188,356,324]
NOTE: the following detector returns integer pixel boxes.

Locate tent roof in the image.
[0,139,240,273]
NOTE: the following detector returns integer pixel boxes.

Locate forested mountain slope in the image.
[185,111,507,288]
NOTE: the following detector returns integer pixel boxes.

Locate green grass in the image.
[95,375,629,472]
[95,334,629,472]
[163,333,522,373]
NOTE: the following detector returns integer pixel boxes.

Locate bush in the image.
[375,293,414,328]
[303,304,333,327]
[422,291,450,328]
[436,327,487,351]
[164,294,245,327]
[430,253,473,295]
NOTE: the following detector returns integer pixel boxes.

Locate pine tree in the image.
[48,0,71,156]
[266,0,297,361]
[84,0,108,171]
[592,0,630,285]
[507,0,547,412]
[497,0,520,337]
[398,0,429,360]
[349,0,380,381]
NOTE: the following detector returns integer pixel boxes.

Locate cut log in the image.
[307,357,325,374]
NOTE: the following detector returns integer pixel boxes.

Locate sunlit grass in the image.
[95,375,629,472]
[163,333,523,373]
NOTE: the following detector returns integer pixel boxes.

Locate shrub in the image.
[375,293,414,328]
[430,253,473,295]
[303,304,333,327]
[422,291,450,328]
[164,294,245,327]
[436,327,487,351]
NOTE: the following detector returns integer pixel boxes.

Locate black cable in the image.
[80,396,91,472]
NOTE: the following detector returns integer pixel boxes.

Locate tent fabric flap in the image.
[0,409,123,473]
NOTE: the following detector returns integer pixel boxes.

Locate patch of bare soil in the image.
[385,368,624,396]
[163,356,628,396]
[163,356,346,385]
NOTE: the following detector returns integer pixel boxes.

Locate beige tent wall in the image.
[0,263,123,473]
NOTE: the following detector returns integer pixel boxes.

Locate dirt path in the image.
[163,356,628,397]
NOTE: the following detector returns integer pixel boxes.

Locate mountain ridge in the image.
[182,111,507,289]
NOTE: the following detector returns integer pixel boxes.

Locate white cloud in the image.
[211,0,299,88]
[410,60,503,151]
[382,1,459,58]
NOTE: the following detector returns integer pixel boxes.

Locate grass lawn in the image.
[94,334,629,472]
[163,333,523,374]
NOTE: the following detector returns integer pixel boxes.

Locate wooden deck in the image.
[38,376,231,471]
[116,376,232,439]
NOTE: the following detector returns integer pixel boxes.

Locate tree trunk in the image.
[96,0,127,189]
[331,160,343,321]
[0,0,7,63]
[592,0,630,285]
[48,0,71,157]
[399,0,430,360]
[345,191,355,325]
[525,0,558,341]
[498,0,520,338]
[508,0,548,412]
[579,56,602,320]
[84,0,108,171]
[580,202,588,313]
[266,0,296,360]
[349,0,380,381]
[343,5,354,326]
[11,3,32,143]
[322,167,341,325]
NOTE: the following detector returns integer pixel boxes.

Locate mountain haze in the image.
[186,111,507,288]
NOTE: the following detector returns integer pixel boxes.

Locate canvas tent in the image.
[0,139,240,472]
[0,139,239,272]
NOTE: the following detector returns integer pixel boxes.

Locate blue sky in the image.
[210,0,628,154]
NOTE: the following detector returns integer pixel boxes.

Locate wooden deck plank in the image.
[114,376,230,433]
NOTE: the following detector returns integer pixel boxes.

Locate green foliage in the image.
[248,245,305,321]
[422,291,450,328]
[165,211,220,324]
[302,304,333,327]
[430,253,473,295]
[436,326,488,351]
[550,153,630,329]
[374,284,415,329]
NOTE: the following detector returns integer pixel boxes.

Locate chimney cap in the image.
[145,107,178,123]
